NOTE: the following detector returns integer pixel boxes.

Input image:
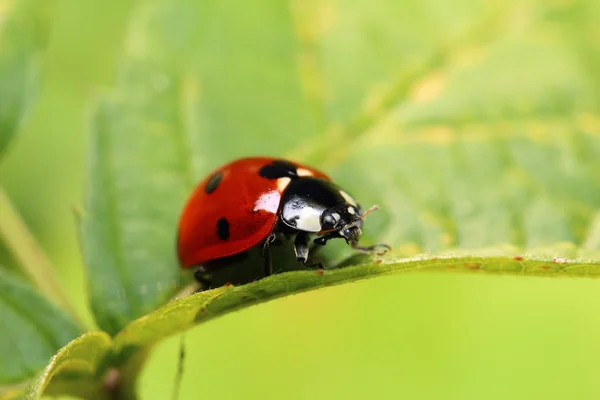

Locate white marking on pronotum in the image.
[296,168,314,177]
[295,206,322,232]
[277,177,291,192]
[347,207,356,215]
[332,212,341,221]
[254,190,281,213]
[339,190,357,206]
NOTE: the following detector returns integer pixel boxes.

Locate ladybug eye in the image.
[321,213,337,228]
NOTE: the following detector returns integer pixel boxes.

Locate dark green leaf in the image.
[0,0,53,159]
[0,269,80,385]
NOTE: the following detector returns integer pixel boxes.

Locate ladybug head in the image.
[319,203,363,245]
[316,204,385,254]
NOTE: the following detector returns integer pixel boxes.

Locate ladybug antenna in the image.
[361,205,380,220]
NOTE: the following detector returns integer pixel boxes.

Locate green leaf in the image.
[24,332,112,400]
[112,254,600,357]
[0,0,52,159]
[27,253,600,398]
[83,0,600,375]
[0,269,80,385]
[82,96,185,336]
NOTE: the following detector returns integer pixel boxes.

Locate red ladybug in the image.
[177,157,389,289]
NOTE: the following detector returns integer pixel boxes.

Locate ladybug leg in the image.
[313,231,342,246]
[295,233,326,269]
[294,231,310,265]
[193,266,212,291]
[262,233,277,277]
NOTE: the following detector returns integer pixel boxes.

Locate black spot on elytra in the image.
[216,217,230,240]
[259,159,298,179]
[204,171,222,194]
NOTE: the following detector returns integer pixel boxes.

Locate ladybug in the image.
[177,157,390,289]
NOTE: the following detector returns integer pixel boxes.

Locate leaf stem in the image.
[0,186,82,326]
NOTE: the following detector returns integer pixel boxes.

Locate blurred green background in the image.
[2,0,600,399]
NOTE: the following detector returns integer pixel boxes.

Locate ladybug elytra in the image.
[177,157,389,289]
